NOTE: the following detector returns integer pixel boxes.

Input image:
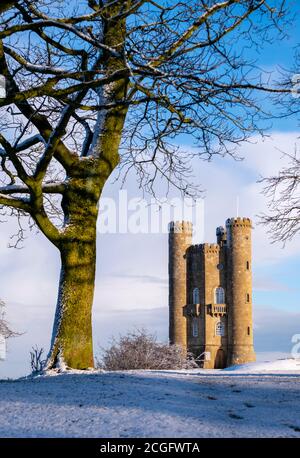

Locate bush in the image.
[30,346,46,374]
[96,329,198,371]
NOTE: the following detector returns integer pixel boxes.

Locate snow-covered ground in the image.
[0,359,300,438]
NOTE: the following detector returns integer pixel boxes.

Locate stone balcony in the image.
[184,303,227,317]
[184,303,200,317]
[207,304,227,316]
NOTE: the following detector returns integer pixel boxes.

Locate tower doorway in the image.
[214,349,226,369]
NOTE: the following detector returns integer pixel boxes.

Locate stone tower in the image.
[168,221,193,350]
[168,217,256,368]
[226,217,256,366]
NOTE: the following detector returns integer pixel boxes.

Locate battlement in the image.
[225,217,252,228]
[168,221,193,234]
[203,243,219,253]
[188,243,220,254]
[188,244,202,253]
[216,225,227,244]
[216,226,226,236]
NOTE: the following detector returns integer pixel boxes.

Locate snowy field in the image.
[0,359,300,438]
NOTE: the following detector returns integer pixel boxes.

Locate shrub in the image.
[96,329,198,371]
[30,346,46,374]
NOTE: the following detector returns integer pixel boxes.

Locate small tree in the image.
[30,345,46,374]
[97,329,198,371]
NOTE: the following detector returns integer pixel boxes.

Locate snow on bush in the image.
[96,329,198,371]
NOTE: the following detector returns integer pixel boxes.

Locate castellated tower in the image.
[168,217,256,368]
[168,221,193,350]
[226,217,256,366]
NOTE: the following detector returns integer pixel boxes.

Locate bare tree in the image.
[0,299,18,339]
[0,1,294,369]
[259,148,300,244]
[30,345,46,374]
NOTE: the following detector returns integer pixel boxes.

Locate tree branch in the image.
[0,183,65,195]
[0,193,31,211]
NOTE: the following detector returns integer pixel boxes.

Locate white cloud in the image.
[253,304,300,354]
[253,275,296,292]
[189,131,300,264]
[238,132,299,177]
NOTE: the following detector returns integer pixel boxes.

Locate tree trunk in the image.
[46,229,97,370]
[43,5,128,367]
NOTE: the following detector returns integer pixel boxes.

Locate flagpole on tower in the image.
[236,195,240,217]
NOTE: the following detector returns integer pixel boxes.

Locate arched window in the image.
[192,318,198,337]
[215,321,225,336]
[193,287,200,304]
[246,261,250,270]
[215,287,225,304]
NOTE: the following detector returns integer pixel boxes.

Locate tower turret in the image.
[216,226,226,245]
[168,221,193,350]
[226,217,255,366]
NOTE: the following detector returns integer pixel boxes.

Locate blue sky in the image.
[1,1,300,378]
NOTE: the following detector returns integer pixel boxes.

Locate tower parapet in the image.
[202,243,219,253]
[168,221,193,234]
[168,221,193,350]
[226,217,252,228]
[188,243,220,253]
[216,226,226,245]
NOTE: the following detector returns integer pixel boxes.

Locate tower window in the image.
[192,318,198,337]
[216,321,225,336]
[246,293,250,303]
[193,287,200,304]
[247,326,250,336]
[246,261,250,270]
[215,287,225,304]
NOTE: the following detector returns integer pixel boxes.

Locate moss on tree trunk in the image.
[47,231,97,370]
